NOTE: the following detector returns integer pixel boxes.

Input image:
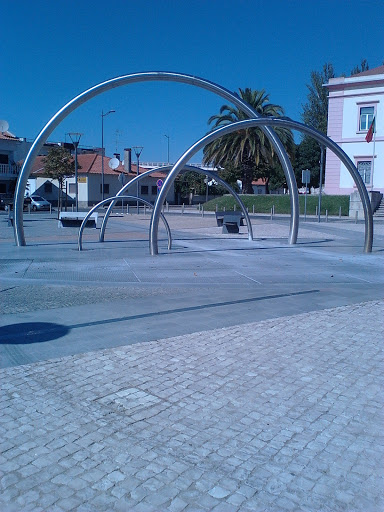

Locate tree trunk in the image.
[241,161,254,194]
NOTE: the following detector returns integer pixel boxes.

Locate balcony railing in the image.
[0,164,21,177]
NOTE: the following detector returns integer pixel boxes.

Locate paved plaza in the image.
[0,210,383,511]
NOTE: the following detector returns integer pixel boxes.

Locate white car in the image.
[29,195,51,211]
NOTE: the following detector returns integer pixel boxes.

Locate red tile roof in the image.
[252,178,267,186]
[0,131,19,141]
[349,65,384,77]
[29,153,149,177]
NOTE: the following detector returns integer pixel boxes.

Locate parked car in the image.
[0,194,14,210]
[29,195,51,211]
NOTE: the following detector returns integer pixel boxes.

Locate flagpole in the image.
[371,121,376,191]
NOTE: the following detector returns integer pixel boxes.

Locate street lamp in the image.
[68,132,82,211]
[132,146,143,214]
[101,109,115,201]
[164,134,170,164]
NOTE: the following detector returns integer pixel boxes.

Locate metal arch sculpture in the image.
[150,117,373,255]
[99,164,253,243]
[77,195,172,251]
[13,71,298,247]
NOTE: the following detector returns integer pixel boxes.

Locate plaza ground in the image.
[0,210,383,511]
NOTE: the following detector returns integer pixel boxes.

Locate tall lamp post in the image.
[132,146,143,214]
[68,132,82,211]
[164,134,170,164]
[101,109,115,201]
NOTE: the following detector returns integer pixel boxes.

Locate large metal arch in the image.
[150,117,373,255]
[78,195,172,251]
[13,71,298,247]
[99,164,253,243]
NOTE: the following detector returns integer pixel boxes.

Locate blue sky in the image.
[2,0,383,162]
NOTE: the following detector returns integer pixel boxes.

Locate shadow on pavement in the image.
[0,322,70,344]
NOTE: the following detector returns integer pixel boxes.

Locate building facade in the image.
[29,153,174,208]
[324,65,384,195]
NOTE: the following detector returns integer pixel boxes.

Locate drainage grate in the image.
[93,387,162,415]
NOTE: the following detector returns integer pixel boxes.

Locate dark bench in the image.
[58,212,98,228]
[215,211,244,233]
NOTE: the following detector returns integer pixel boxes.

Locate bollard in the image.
[326,209,328,222]
[182,203,184,214]
[167,202,169,212]
[215,203,218,212]
[252,204,255,214]
[198,203,201,211]
[339,206,342,219]
[315,205,318,217]
[273,204,275,217]
[144,205,146,216]
[355,211,358,224]
[72,204,74,212]
[233,204,236,211]
[223,206,226,212]
[202,207,204,217]
[271,207,273,220]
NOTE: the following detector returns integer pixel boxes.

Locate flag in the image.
[365,117,375,143]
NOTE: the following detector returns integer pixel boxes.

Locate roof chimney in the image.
[124,148,132,173]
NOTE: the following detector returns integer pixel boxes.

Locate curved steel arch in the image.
[150,117,373,255]
[78,195,172,251]
[13,71,298,246]
[99,164,253,243]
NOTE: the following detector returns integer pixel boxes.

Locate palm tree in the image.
[203,88,293,194]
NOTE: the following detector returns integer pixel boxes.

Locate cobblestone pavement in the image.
[1,300,383,511]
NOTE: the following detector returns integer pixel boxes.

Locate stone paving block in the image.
[0,300,383,511]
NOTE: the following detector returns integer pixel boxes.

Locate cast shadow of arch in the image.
[0,322,70,344]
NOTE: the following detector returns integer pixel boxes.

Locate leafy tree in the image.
[297,63,335,189]
[351,59,369,76]
[42,146,76,212]
[203,88,293,194]
[302,63,335,133]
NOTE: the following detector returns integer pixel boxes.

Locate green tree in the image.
[42,146,76,213]
[203,88,293,194]
[351,59,369,76]
[297,63,335,189]
[302,63,335,133]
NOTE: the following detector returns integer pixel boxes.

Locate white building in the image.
[29,153,174,208]
[324,65,384,198]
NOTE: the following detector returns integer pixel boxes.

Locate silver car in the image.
[29,195,51,211]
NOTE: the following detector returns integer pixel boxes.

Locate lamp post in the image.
[101,109,115,201]
[164,134,170,164]
[132,146,143,214]
[68,132,82,211]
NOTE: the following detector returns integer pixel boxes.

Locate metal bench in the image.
[58,212,98,228]
[215,211,244,233]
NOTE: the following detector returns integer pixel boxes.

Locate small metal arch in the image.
[78,195,172,251]
[99,164,253,243]
[13,71,298,247]
[150,117,373,255]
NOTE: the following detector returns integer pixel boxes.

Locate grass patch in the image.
[204,194,350,216]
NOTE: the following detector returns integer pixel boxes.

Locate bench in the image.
[215,211,244,233]
[58,212,98,228]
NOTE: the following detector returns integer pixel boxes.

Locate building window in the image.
[357,160,372,185]
[69,183,76,194]
[151,186,157,195]
[359,106,374,131]
[100,184,109,194]
[141,185,148,195]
